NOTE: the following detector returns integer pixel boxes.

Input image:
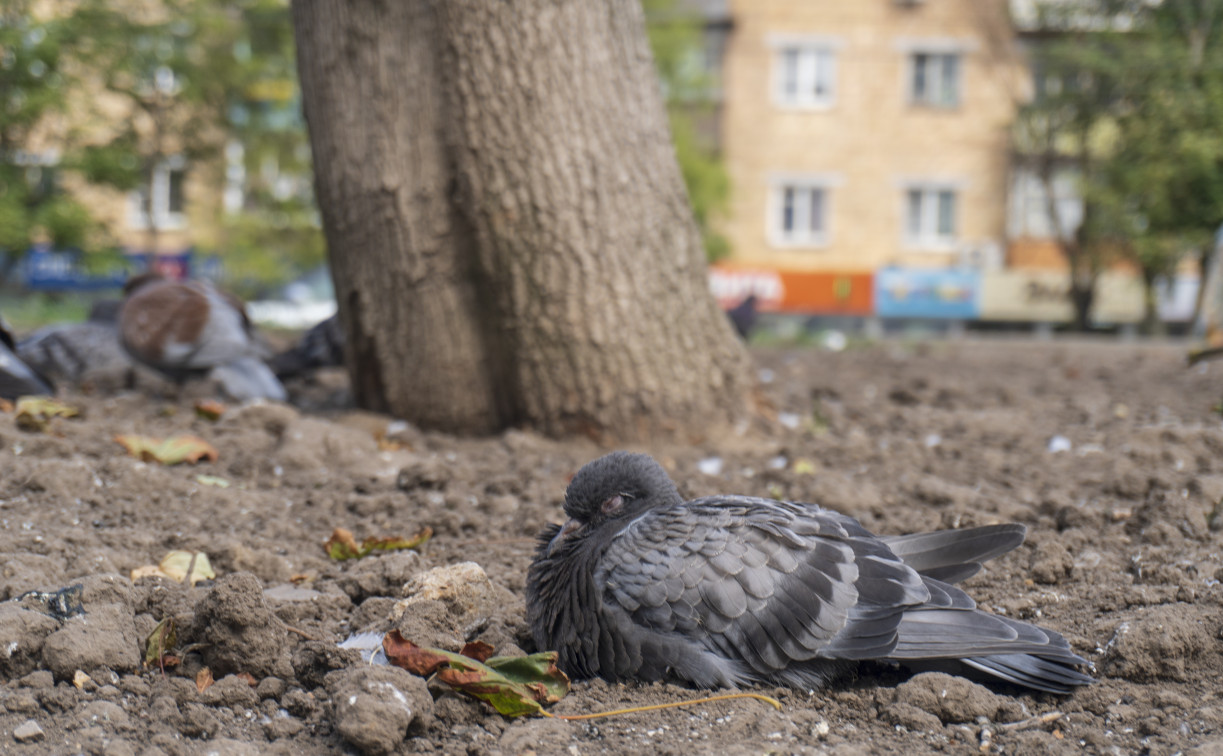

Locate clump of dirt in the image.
[1,340,1223,754]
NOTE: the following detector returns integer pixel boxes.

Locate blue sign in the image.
[875,267,981,319]
[24,248,132,291]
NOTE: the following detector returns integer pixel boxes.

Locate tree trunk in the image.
[293,0,752,442]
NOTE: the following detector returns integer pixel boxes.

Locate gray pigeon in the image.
[527,452,1093,694]
[0,316,54,400]
[119,273,286,402]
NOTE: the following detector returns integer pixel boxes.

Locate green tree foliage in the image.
[645,0,731,261]
[1020,0,1223,331]
[0,2,92,275]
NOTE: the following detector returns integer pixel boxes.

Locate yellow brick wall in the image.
[721,0,1025,272]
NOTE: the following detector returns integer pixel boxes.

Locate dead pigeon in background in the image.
[0,315,54,399]
[119,273,286,402]
[18,304,133,386]
[527,452,1093,694]
[726,294,758,340]
[268,313,344,379]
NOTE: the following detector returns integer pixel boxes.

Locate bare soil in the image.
[1,338,1222,755]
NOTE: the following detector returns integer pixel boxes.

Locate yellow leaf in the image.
[115,435,219,465]
[159,551,215,585]
[15,397,80,432]
[195,475,230,488]
[72,670,91,690]
[130,565,168,582]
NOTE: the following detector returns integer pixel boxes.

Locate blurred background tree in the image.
[645,0,731,262]
[0,1,94,283]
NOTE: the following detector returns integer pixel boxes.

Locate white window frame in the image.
[900,181,962,250]
[128,156,187,231]
[767,174,841,248]
[768,35,844,110]
[894,38,974,109]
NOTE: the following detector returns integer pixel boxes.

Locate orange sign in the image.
[710,265,873,316]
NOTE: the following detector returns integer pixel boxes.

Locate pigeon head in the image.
[544,452,682,556]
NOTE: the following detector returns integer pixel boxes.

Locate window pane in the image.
[782,187,795,232]
[809,189,824,234]
[940,54,959,106]
[937,190,955,236]
[168,169,186,214]
[814,50,833,98]
[912,54,928,101]
[781,49,799,99]
[906,189,923,235]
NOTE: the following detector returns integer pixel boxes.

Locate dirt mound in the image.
[0,339,1221,753]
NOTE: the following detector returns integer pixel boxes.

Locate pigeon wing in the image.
[596,495,929,686]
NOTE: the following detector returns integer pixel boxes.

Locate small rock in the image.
[396,456,450,491]
[0,606,60,677]
[256,676,286,701]
[391,562,518,650]
[13,719,44,743]
[892,672,1002,724]
[1029,540,1074,585]
[42,603,140,679]
[328,666,432,755]
[190,573,288,679]
[1047,435,1072,453]
[200,675,260,710]
[82,699,129,727]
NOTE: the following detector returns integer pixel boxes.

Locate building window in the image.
[909,52,960,107]
[128,157,187,231]
[775,46,837,108]
[770,181,832,247]
[904,186,957,248]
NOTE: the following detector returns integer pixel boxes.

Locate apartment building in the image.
[719,0,1025,276]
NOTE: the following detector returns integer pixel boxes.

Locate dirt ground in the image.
[1,338,1223,755]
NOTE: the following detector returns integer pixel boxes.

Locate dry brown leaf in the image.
[196,667,214,693]
[236,672,258,687]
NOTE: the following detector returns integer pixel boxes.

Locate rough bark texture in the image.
[293,0,751,441]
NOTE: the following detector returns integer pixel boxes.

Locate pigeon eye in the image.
[600,495,624,514]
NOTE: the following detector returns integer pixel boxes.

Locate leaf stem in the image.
[540,692,783,720]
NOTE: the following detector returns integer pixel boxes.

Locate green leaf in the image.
[382,631,570,718]
[143,617,177,670]
[324,527,432,561]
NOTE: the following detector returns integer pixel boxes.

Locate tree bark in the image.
[293,0,751,441]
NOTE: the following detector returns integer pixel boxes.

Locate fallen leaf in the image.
[194,400,227,421]
[383,631,569,717]
[459,641,496,663]
[196,667,214,693]
[72,670,91,690]
[131,551,215,586]
[159,551,215,585]
[15,397,80,432]
[324,527,432,560]
[115,435,219,465]
[144,618,177,672]
[195,475,230,488]
[236,672,258,687]
[0,398,12,412]
[130,565,165,581]
[289,573,313,585]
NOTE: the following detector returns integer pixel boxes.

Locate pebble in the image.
[13,719,45,742]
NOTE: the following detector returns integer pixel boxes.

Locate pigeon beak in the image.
[547,518,583,556]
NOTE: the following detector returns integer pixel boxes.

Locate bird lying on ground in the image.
[119,273,286,402]
[18,303,133,387]
[268,313,344,379]
[0,315,54,400]
[527,452,1093,694]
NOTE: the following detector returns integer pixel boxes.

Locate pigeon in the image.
[527,452,1093,694]
[267,313,344,379]
[118,273,286,401]
[726,294,758,340]
[0,315,54,399]
[18,306,133,386]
